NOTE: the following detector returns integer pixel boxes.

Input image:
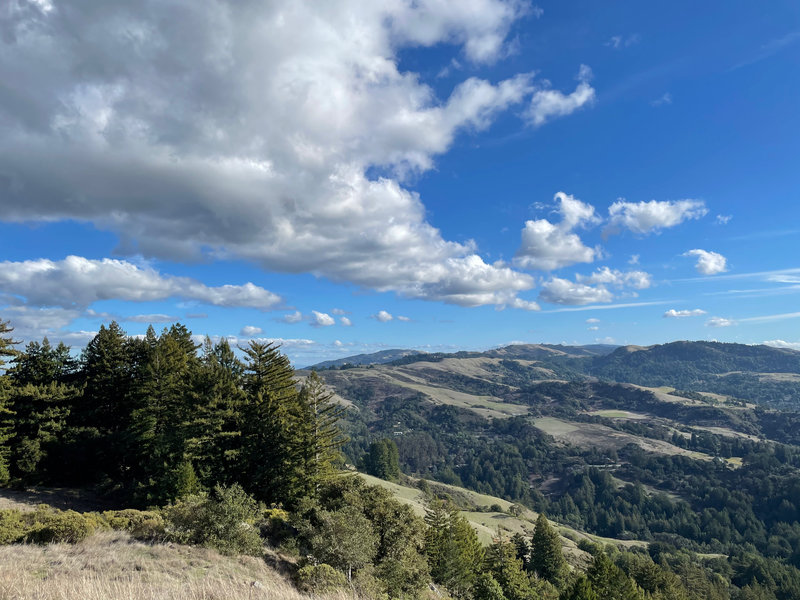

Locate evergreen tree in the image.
[485,539,534,600]
[425,499,485,598]
[189,338,245,487]
[530,513,568,586]
[297,371,347,497]
[560,575,597,600]
[364,438,400,481]
[587,552,644,600]
[240,340,304,505]
[129,326,200,503]
[0,319,19,483]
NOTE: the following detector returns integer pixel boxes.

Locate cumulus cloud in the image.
[526,65,596,126]
[664,309,707,318]
[716,214,732,225]
[586,318,600,324]
[397,315,411,322]
[514,192,600,271]
[340,316,353,327]
[311,311,336,327]
[240,325,263,336]
[539,277,613,305]
[0,0,576,309]
[280,311,304,324]
[374,310,394,322]
[606,200,708,235]
[0,256,281,310]
[575,267,652,290]
[684,249,728,275]
[331,308,348,316]
[706,317,735,327]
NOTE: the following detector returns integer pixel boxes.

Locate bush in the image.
[103,509,165,540]
[0,510,26,544]
[26,508,95,544]
[296,564,347,593]
[163,483,263,555]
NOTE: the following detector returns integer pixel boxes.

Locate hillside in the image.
[306,348,426,369]
[0,531,349,600]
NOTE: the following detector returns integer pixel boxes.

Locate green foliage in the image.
[163,484,263,555]
[560,575,598,600]
[530,513,568,586]
[474,571,508,600]
[309,505,378,581]
[295,563,348,593]
[102,509,165,539]
[0,509,26,544]
[485,539,535,600]
[25,506,96,544]
[364,438,401,481]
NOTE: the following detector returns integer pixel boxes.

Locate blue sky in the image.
[1,0,799,366]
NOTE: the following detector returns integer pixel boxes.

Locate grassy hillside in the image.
[0,531,350,600]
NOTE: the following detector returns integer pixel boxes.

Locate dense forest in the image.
[3,319,800,599]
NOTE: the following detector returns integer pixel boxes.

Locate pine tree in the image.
[0,319,20,484]
[587,552,644,600]
[530,513,568,586]
[485,539,534,600]
[240,340,304,505]
[189,338,245,487]
[560,575,598,600]
[297,371,347,497]
[129,325,201,503]
[364,438,400,481]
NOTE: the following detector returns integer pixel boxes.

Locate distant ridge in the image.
[306,348,426,370]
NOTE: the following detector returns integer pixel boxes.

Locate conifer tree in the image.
[587,552,644,600]
[485,539,534,600]
[297,371,347,497]
[530,513,568,586]
[364,438,400,481]
[0,319,19,484]
[560,575,598,600]
[240,340,304,505]
[189,338,245,487]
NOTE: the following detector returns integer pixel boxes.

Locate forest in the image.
[2,318,800,599]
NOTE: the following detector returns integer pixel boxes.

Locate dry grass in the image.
[0,532,355,600]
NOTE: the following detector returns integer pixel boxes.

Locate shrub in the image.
[103,509,165,540]
[0,510,27,544]
[163,483,263,555]
[295,564,347,593]
[26,508,94,544]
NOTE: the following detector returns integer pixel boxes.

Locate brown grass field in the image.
[0,531,356,600]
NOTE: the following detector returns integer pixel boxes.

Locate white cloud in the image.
[586,318,600,324]
[606,34,640,49]
[628,254,640,265]
[0,256,281,310]
[650,93,672,107]
[575,267,652,290]
[539,277,613,305]
[684,249,728,275]
[514,192,600,271]
[0,0,560,310]
[331,308,347,315]
[125,313,178,324]
[716,214,732,225]
[606,200,708,235]
[664,309,707,318]
[281,311,304,324]
[588,326,599,331]
[706,316,735,327]
[240,325,263,336]
[311,311,335,327]
[526,65,596,126]
[374,310,394,322]
[340,316,353,327]
[397,315,411,322]
[763,340,800,351]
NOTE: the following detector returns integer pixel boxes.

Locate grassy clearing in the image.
[587,409,648,419]
[0,531,352,600]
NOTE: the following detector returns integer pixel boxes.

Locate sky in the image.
[1,0,799,366]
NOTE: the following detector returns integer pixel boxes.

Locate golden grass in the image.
[0,532,355,600]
